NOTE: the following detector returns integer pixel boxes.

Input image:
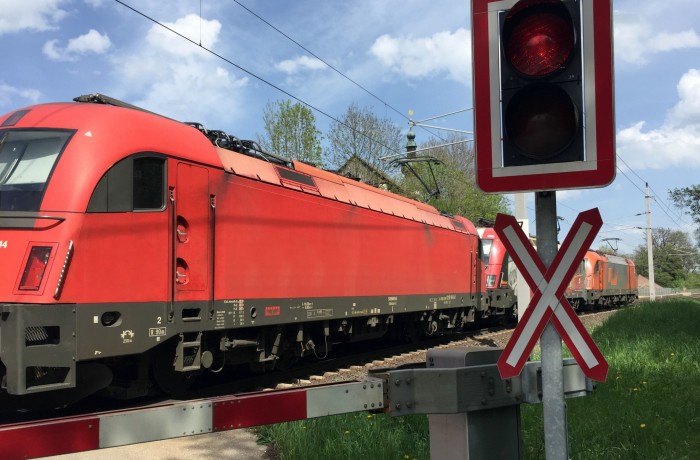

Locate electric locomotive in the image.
[0,95,490,406]
[481,228,638,313]
[478,227,517,317]
[566,251,638,309]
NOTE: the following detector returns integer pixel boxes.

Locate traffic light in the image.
[500,0,582,167]
[472,0,615,193]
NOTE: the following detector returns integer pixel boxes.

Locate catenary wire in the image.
[114,0,407,160]
[229,0,450,142]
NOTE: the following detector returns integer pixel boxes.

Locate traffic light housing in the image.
[472,0,615,193]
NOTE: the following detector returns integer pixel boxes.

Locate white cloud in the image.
[666,69,700,127]
[276,56,326,74]
[111,14,248,126]
[0,83,41,107]
[614,13,700,66]
[146,14,220,58]
[43,29,111,61]
[617,69,700,169]
[0,0,67,35]
[369,28,471,85]
[557,189,583,201]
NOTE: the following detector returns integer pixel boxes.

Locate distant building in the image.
[334,154,402,193]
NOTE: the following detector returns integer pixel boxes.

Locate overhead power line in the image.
[615,155,691,239]
[114,0,405,159]
[230,1,403,119]
[229,0,451,142]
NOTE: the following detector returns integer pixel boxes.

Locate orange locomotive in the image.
[567,251,638,310]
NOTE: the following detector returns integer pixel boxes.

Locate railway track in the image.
[265,308,620,391]
[0,308,619,428]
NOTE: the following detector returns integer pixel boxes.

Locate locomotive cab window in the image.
[481,238,493,265]
[0,129,73,211]
[88,155,165,212]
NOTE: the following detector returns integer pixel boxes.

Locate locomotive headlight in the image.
[19,246,53,291]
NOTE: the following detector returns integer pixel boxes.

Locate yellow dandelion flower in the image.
[367,414,374,419]
[633,388,638,391]
[344,430,350,435]
[640,424,646,428]
[404,455,410,459]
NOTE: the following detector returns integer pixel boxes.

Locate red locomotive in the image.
[478,227,517,317]
[0,95,501,405]
[0,95,637,408]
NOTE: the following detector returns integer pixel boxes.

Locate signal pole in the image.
[536,191,568,460]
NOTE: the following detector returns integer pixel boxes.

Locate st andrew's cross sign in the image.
[494,209,609,381]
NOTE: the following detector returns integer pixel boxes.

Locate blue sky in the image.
[2,0,699,256]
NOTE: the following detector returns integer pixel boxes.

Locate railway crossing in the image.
[494,209,609,381]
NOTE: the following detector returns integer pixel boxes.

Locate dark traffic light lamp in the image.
[500,0,582,166]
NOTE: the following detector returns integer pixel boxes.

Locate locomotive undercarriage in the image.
[103,305,484,399]
[0,300,490,408]
[583,290,638,309]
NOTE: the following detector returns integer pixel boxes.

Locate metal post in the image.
[535,191,568,459]
[427,348,521,459]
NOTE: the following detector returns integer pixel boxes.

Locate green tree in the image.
[327,103,403,180]
[258,100,323,166]
[669,185,700,240]
[633,228,699,288]
[400,133,510,221]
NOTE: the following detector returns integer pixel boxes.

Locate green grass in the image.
[257,412,429,460]
[524,299,700,460]
[258,300,700,459]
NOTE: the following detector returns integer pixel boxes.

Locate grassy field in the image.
[257,299,700,459]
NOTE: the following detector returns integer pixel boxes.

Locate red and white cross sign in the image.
[494,208,609,382]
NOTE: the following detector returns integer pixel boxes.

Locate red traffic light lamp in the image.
[472,0,615,193]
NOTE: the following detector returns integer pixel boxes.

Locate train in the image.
[0,95,636,409]
[477,226,638,315]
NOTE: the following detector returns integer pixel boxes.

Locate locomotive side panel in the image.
[211,172,476,328]
[627,259,638,291]
[605,255,630,291]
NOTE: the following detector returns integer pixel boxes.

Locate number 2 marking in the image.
[157,316,162,325]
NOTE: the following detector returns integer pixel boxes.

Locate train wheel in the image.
[403,322,419,343]
[150,338,198,395]
[274,340,299,371]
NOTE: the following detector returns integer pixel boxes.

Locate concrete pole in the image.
[514,193,530,322]
[535,191,568,460]
[645,183,656,302]
[646,183,656,301]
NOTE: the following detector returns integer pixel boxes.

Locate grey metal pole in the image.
[535,191,568,460]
